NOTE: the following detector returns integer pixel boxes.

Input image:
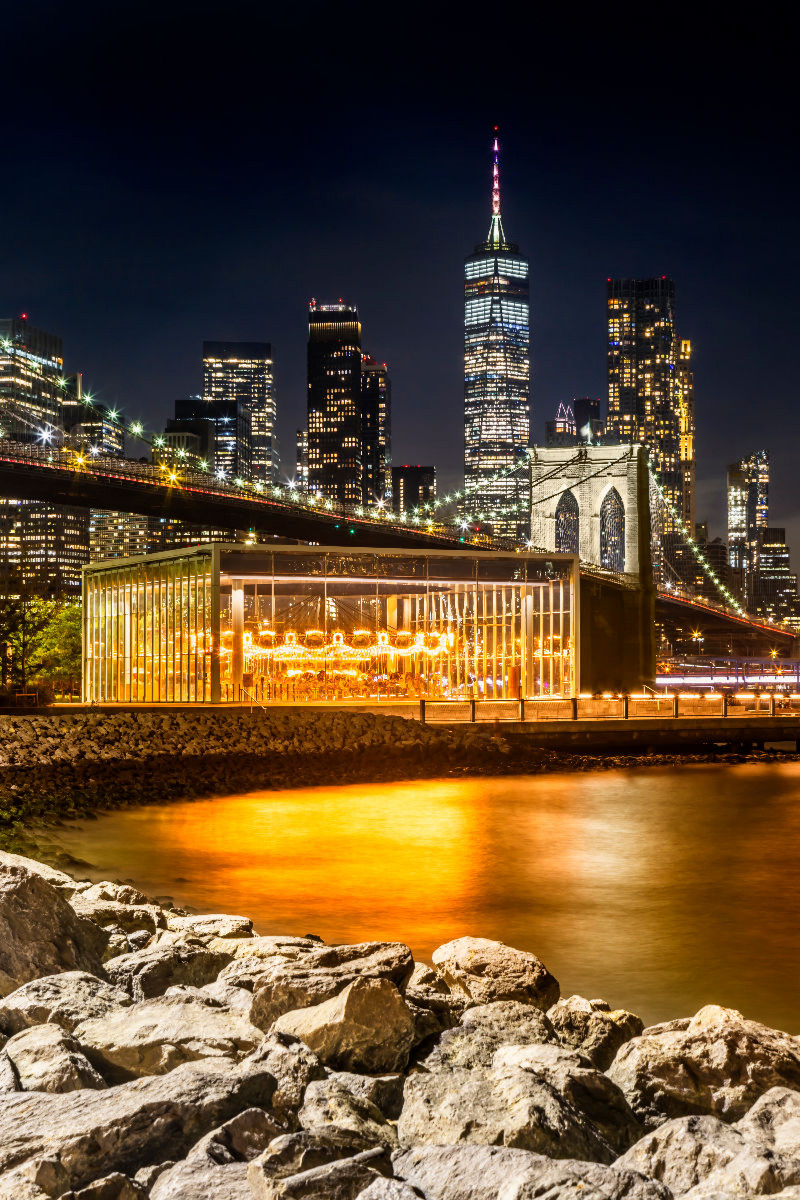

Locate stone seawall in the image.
[1,847,800,1198]
[0,709,794,838]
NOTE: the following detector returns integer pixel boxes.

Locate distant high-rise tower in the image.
[0,316,88,595]
[727,449,769,605]
[361,355,392,503]
[606,279,693,524]
[306,302,363,505]
[464,134,530,538]
[202,341,276,482]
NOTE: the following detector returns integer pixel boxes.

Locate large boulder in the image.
[249,941,414,1030]
[247,1145,390,1199]
[165,913,255,941]
[635,1087,800,1199]
[79,881,152,906]
[0,971,131,1036]
[3,1023,106,1093]
[69,895,167,937]
[104,943,234,1001]
[0,1056,276,1191]
[548,994,644,1070]
[244,1031,327,1123]
[74,990,263,1080]
[419,1000,555,1071]
[393,1144,673,1199]
[431,937,559,1011]
[150,1108,279,1200]
[398,1065,620,1163]
[298,1077,399,1151]
[0,862,108,997]
[492,1042,642,1154]
[273,978,415,1074]
[607,1005,800,1126]
[0,850,82,896]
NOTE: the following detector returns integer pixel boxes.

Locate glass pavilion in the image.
[82,544,578,704]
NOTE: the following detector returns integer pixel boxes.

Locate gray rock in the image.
[74,990,263,1081]
[247,1145,390,1199]
[608,1004,800,1125]
[213,938,320,992]
[617,1114,746,1193]
[0,850,82,897]
[404,963,465,1037]
[150,1159,251,1198]
[247,1132,358,1182]
[4,1023,106,1092]
[149,1108,280,1199]
[491,1042,641,1154]
[245,1031,327,1123]
[0,971,131,1036]
[299,1077,399,1150]
[393,1144,673,1199]
[250,941,414,1029]
[166,913,255,940]
[548,994,644,1070]
[70,895,167,936]
[0,1055,276,1190]
[420,999,555,1070]
[0,1049,18,1090]
[682,1144,800,1197]
[104,943,234,1001]
[328,1071,405,1120]
[0,862,108,997]
[80,881,152,906]
[201,979,256,1011]
[359,1182,421,1200]
[431,937,559,1011]
[397,1065,619,1162]
[273,979,415,1074]
[735,1085,800,1157]
[186,1106,282,1163]
[68,1173,148,1198]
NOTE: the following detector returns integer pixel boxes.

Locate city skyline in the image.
[1,7,797,554]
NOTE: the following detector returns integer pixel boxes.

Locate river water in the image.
[50,763,800,1030]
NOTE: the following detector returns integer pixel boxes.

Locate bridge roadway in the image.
[0,441,794,654]
[0,443,467,550]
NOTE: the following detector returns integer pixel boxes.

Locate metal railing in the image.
[417,692,797,723]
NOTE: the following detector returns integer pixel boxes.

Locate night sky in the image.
[2,6,797,546]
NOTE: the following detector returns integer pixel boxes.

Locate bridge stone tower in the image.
[529,444,651,579]
[529,444,655,691]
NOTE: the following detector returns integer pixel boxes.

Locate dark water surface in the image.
[50,763,800,1029]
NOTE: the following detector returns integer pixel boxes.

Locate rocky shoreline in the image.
[1,710,795,843]
[2,849,800,1198]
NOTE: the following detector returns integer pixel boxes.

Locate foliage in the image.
[0,582,81,692]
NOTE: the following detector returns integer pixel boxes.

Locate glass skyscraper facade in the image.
[0,316,89,595]
[464,137,530,539]
[307,302,363,506]
[202,341,276,482]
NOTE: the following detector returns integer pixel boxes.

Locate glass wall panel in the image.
[84,548,574,703]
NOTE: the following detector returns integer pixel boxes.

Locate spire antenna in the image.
[492,130,501,216]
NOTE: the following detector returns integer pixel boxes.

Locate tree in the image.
[28,603,82,682]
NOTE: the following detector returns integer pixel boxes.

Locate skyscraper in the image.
[464,135,530,538]
[0,315,88,594]
[391,465,436,514]
[0,315,64,442]
[202,341,276,482]
[727,449,769,604]
[606,278,693,533]
[306,301,363,505]
[361,355,392,503]
[171,395,251,480]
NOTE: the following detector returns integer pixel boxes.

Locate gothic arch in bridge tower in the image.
[599,486,625,572]
[554,490,579,554]
[528,444,649,578]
